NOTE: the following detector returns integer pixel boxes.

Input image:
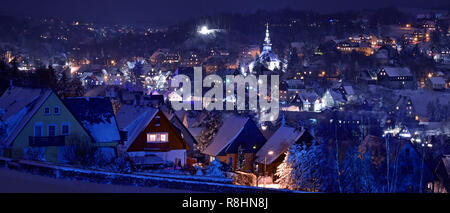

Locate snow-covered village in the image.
[0,1,449,204]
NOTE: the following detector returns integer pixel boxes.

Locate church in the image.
[248,23,281,74]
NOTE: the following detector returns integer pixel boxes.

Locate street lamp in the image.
[264,151,274,187]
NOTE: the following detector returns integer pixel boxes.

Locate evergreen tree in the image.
[205,159,226,178]
[196,112,222,152]
[237,145,245,171]
[35,65,57,89]
[340,145,378,193]
[56,70,70,97]
[340,146,361,193]
[67,75,85,97]
[276,141,334,192]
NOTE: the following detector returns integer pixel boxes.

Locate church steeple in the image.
[263,23,272,52]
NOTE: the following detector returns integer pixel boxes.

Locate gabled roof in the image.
[202,115,249,156]
[0,87,52,147]
[383,67,412,77]
[328,89,346,103]
[429,77,446,85]
[63,97,120,143]
[296,92,319,103]
[342,86,355,95]
[255,126,305,165]
[115,104,158,149]
[442,155,450,181]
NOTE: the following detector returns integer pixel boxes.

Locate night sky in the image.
[1,0,447,26]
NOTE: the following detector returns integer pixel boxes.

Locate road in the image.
[0,168,197,193]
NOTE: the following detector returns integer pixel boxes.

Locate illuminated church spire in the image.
[263,23,272,52]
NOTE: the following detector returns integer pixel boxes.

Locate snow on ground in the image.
[0,168,198,193]
[134,171,232,184]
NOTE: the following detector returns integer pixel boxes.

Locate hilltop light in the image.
[198,26,212,35]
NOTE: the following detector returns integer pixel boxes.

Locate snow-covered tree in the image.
[67,75,85,97]
[196,112,222,152]
[275,151,293,189]
[205,159,226,178]
[340,145,379,193]
[276,141,338,192]
[237,145,245,171]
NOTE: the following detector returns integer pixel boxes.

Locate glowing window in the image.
[147,132,168,143]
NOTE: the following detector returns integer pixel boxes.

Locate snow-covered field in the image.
[0,168,198,193]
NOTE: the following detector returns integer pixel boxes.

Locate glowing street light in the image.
[264,150,274,187]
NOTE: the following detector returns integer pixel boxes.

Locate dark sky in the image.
[1,0,447,26]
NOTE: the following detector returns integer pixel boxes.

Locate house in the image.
[377,66,414,89]
[431,155,450,193]
[0,87,94,162]
[162,107,198,157]
[322,89,346,109]
[62,97,122,160]
[202,115,266,172]
[339,85,357,103]
[255,126,306,176]
[426,77,446,91]
[115,104,190,167]
[292,91,321,112]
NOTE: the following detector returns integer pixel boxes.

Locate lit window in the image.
[147,132,168,143]
[160,133,167,142]
[147,134,157,142]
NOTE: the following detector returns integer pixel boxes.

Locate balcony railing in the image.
[144,142,170,151]
[29,136,66,147]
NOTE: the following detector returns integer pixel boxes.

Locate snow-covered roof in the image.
[202,115,249,156]
[342,86,355,95]
[115,104,158,149]
[295,92,319,103]
[383,67,412,77]
[259,50,280,63]
[129,155,165,165]
[255,126,304,165]
[187,127,203,138]
[63,97,121,143]
[429,77,446,85]
[328,89,346,103]
[0,87,51,147]
[442,155,450,179]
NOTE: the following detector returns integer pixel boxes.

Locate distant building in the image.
[377,66,414,89]
[426,77,447,90]
[322,89,346,109]
[249,24,281,73]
